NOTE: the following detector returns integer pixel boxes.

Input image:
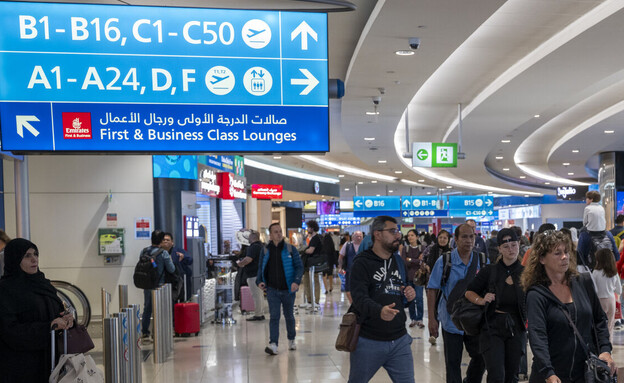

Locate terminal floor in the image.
[92,284,624,382]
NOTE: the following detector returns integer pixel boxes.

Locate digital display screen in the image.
[316,201,339,215]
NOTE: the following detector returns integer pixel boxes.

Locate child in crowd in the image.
[591,248,622,340]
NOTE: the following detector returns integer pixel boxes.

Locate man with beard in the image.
[348,216,416,383]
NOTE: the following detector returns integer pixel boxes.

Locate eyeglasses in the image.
[379,228,401,235]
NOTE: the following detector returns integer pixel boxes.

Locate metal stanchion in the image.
[166,284,173,354]
[152,289,162,363]
[104,317,120,383]
[119,285,128,311]
[114,311,130,383]
[124,306,138,383]
[309,266,316,312]
[102,288,111,319]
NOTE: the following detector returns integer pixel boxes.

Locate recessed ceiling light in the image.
[562,162,570,166]
[338,174,345,178]
[572,149,580,153]
[394,170,403,174]
[378,160,387,164]
[524,195,529,198]
[568,172,574,176]
[365,111,380,116]
[395,50,415,56]
[544,182,551,185]
[371,180,378,183]
[358,181,364,185]
[273,156,282,159]
[426,192,432,195]
[446,185,453,189]
[364,137,376,141]
[501,139,511,143]
[289,200,292,202]
[389,190,394,193]
[534,114,540,118]
[418,179,425,183]
[605,130,615,134]
[439,188,446,191]
[344,188,350,191]
[495,156,504,160]
[376,194,381,197]
[519,175,527,179]
[503,168,510,171]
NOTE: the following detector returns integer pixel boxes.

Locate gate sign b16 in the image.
[0,2,328,153]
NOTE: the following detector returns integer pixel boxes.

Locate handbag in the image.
[450,264,497,336]
[57,324,95,354]
[49,353,104,383]
[335,312,361,352]
[413,265,430,286]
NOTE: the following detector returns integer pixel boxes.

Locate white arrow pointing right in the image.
[16,115,40,138]
[291,69,319,95]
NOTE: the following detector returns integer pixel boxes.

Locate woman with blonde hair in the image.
[523,230,614,383]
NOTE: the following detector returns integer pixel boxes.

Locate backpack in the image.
[434,251,486,321]
[588,232,613,270]
[133,247,164,290]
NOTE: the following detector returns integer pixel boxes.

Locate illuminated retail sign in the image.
[199,168,220,197]
[251,184,283,199]
[0,2,329,153]
[556,185,588,201]
[218,172,246,200]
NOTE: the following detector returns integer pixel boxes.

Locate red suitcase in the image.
[174,302,200,337]
[240,286,255,314]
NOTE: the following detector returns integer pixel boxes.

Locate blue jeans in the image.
[348,333,414,383]
[266,287,296,345]
[141,289,152,336]
[407,284,424,321]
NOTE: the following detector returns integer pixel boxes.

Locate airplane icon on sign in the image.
[247,29,266,38]
[210,75,230,85]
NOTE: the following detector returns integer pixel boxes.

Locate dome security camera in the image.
[372,96,381,105]
[409,37,420,50]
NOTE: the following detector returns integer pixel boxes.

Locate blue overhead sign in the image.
[0,2,328,152]
[400,196,447,218]
[319,213,361,227]
[353,196,401,217]
[448,196,495,218]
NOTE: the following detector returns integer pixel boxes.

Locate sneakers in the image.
[409,320,417,328]
[288,339,297,350]
[265,343,278,355]
[416,321,425,328]
[246,315,265,321]
[313,304,320,312]
[299,303,311,309]
[428,336,437,345]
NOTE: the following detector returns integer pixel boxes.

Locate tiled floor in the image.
[92,281,624,382]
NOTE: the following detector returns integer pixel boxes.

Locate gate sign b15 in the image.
[0,2,328,153]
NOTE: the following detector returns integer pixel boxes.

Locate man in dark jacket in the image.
[140,230,175,342]
[348,216,416,382]
[257,223,303,355]
[162,232,192,301]
[237,231,265,321]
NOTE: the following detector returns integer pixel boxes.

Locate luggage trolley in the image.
[209,254,237,324]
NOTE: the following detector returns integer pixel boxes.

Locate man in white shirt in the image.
[584,190,606,231]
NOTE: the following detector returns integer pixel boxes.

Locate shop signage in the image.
[0,2,329,153]
[353,196,401,217]
[412,142,458,168]
[218,172,246,199]
[199,167,221,197]
[251,184,282,199]
[556,185,588,201]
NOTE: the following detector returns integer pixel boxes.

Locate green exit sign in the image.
[412,142,458,167]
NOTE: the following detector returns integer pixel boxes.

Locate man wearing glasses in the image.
[348,216,416,383]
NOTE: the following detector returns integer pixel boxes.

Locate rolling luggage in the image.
[174,302,200,337]
[240,286,255,314]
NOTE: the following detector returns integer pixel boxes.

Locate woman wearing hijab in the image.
[0,238,74,383]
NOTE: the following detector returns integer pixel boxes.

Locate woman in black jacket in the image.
[522,230,615,383]
[423,229,451,271]
[0,239,74,383]
[465,228,526,383]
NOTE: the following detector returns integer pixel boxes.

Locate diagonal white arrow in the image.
[291,21,317,51]
[16,115,40,138]
[290,69,319,95]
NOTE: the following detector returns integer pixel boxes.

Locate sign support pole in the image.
[14,156,30,239]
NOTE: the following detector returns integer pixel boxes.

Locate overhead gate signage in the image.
[0,2,329,153]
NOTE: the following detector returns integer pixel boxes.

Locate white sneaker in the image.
[313,304,320,312]
[288,339,297,350]
[299,303,311,309]
[264,343,278,355]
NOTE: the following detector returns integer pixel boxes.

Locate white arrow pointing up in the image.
[291,69,319,95]
[291,21,317,50]
[16,115,40,138]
